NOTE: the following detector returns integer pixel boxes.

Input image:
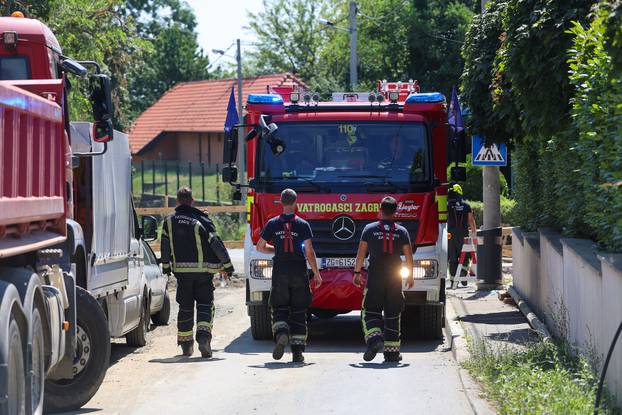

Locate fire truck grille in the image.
[307,219,419,257]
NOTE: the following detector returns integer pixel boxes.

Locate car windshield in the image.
[0,56,29,80]
[256,122,429,187]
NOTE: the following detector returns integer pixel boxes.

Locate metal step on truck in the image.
[0,13,162,414]
[222,81,467,341]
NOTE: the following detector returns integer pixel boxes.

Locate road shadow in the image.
[149,356,226,364]
[349,362,411,369]
[109,325,172,367]
[486,328,536,345]
[56,409,102,415]
[459,311,526,326]
[248,362,316,369]
[109,343,140,367]
[225,314,445,354]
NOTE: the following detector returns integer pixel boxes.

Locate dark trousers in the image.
[175,273,214,345]
[269,259,312,352]
[362,263,405,353]
[448,229,467,277]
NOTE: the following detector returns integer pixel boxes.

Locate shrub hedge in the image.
[461,0,622,252]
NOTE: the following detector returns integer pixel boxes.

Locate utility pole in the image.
[349,1,358,90]
[236,38,246,204]
[477,0,503,290]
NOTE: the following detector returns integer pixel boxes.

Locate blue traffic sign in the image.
[472,135,507,166]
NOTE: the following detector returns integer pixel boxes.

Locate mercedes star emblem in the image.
[332,216,356,241]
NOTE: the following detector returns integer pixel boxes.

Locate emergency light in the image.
[247,94,284,105]
[290,92,300,104]
[3,31,18,49]
[405,92,445,104]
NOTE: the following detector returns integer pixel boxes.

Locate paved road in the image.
[69,283,481,415]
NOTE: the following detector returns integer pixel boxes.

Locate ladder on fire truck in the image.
[449,236,478,289]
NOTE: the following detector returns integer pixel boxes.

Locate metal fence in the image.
[132,160,233,205]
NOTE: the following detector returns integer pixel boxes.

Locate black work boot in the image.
[180,342,194,357]
[384,351,403,363]
[292,351,305,363]
[272,333,288,360]
[363,338,384,362]
[197,336,212,358]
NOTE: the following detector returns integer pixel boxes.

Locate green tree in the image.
[246,0,334,89]
[6,0,146,130]
[319,0,475,95]
[496,0,595,142]
[122,0,210,120]
[460,0,516,144]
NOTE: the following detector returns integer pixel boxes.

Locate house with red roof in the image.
[128,73,307,164]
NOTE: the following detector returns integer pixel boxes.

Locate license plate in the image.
[323,258,355,268]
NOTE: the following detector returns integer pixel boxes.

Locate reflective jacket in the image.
[161,204,234,275]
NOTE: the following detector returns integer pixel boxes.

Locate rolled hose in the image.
[594,318,622,414]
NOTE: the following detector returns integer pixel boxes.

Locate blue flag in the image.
[448,86,464,133]
[224,87,239,133]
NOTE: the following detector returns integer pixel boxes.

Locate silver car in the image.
[141,240,170,325]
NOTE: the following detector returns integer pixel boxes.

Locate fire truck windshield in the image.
[256,122,430,191]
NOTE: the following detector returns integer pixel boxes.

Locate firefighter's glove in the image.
[223,263,235,278]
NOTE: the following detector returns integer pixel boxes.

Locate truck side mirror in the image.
[61,58,88,77]
[222,166,238,183]
[141,215,158,242]
[448,126,467,164]
[223,129,239,166]
[90,74,114,143]
[450,166,467,182]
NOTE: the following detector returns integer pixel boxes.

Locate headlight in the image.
[401,259,438,280]
[250,259,273,279]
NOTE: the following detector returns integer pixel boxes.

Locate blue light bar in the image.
[247,94,284,105]
[405,92,446,104]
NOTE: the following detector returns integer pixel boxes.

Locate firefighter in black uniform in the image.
[161,187,234,357]
[257,189,322,363]
[447,184,477,285]
[353,196,414,362]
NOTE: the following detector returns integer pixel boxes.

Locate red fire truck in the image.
[224,81,459,341]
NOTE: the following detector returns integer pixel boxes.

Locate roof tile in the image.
[128,72,307,154]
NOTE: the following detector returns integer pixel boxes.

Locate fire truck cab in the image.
[225,81,451,340]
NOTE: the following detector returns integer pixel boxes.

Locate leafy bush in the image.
[468,196,516,227]
[567,7,622,250]
[461,0,622,252]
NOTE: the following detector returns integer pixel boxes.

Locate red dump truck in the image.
[223,81,466,341]
[0,14,118,414]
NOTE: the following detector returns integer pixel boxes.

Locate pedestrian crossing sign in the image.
[472,135,507,166]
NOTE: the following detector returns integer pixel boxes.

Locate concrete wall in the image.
[512,228,622,406]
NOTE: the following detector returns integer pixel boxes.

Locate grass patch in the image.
[132,165,233,203]
[153,212,245,242]
[465,339,620,415]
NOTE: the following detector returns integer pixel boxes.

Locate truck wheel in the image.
[420,304,444,340]
[44,287,110,413]
[7,317,26,415]
[126,293,149,347]
[249,304,272,340]
[151,291,170,326]
[29,308,45,415]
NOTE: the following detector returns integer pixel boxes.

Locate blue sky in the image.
[185,0,264,65]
